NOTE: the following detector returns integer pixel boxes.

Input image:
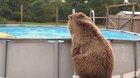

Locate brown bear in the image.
[68,12,114,78]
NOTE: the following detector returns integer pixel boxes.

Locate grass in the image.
[96,24,106,28]
[24,22,67,25]
[6,20,67,26]
[3,20,105,28]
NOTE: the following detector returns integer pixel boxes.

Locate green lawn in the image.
[4,20,105,28]
[24,22,67,25]
[6,20,67,26]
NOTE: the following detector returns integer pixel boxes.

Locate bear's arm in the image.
[71,44,80,57]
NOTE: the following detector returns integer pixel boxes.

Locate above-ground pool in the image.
[0,24,140,41]
[0,24,140,78]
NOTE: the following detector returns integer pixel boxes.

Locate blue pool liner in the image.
[0,25,140,41]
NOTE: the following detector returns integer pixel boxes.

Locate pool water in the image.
[0,25,140,41]
[0,26,70,39]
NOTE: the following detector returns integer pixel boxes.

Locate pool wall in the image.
[0,39,139,78]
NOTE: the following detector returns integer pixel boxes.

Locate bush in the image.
[0,17,7,24]
[8,11,21,21]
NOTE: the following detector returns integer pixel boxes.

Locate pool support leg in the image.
[133,42,137,78]
[54,40,59,78]
[4,40,8,78]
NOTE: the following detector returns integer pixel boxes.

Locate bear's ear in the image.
[78,19,93,27]
[78,19,98,33]
[78,12,85,18]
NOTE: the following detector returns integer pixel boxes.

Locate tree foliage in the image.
[0,0,140,22]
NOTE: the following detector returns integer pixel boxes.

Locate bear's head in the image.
[68,12,98,36]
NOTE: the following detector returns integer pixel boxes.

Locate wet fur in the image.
[68,12,114,78]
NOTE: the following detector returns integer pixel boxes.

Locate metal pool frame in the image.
[0,38,140,78]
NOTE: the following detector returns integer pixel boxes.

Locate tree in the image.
[0,0,9,23]
[59,2,73,20]
[23,0,56,22]
[0,0,140,23]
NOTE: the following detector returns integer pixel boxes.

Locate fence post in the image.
[106,7,109,29]
[21,4,23,25]
[130,4,136,32]
[56,7,59,25]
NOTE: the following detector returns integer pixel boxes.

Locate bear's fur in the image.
[68,12,114,78]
